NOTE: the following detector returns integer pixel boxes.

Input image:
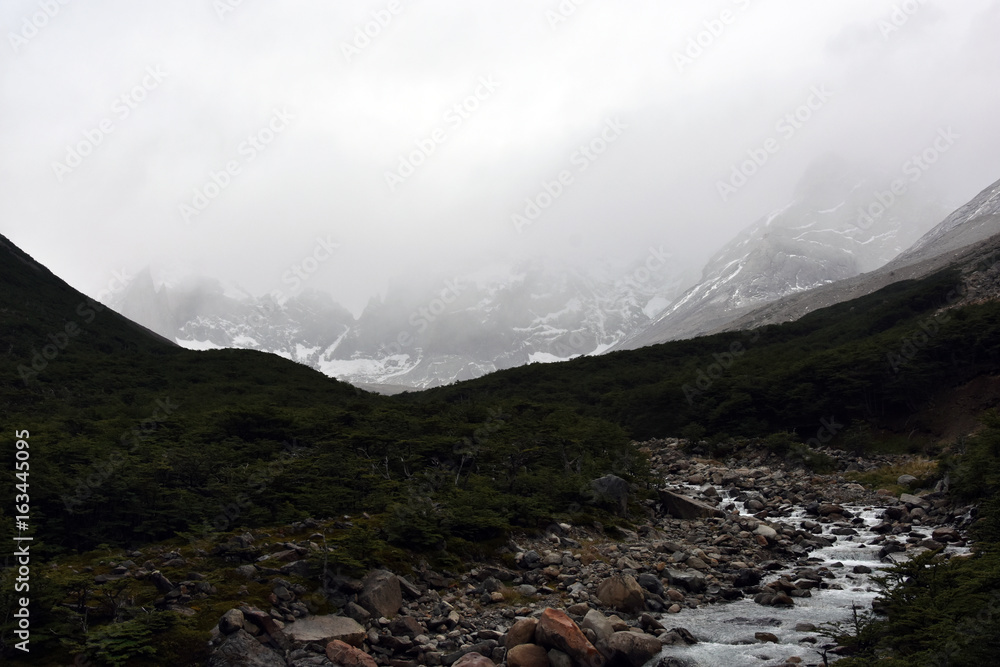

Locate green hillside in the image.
[2,238,1000,557]
[3,235,1000,663]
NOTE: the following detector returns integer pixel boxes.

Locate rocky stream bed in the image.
[203,440,975,667]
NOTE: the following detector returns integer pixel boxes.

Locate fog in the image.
[2,0,999,316]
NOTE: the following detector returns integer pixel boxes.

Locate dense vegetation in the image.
[3,237,1000,662]
[828,413,1000,665]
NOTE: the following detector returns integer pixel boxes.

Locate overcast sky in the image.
[2,0,998,315]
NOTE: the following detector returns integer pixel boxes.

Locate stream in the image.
[653,489,967,666]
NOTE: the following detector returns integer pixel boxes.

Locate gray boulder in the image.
[208,629,284,667]
[358,569,402,618]
[658,490,725,520]
[591,475,629,516]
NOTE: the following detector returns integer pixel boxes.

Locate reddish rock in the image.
[452,652,496,667]
[326,640,378,667]
[507,643,550,667]
[535,608,605,667]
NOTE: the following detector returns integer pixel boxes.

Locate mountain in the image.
[718,175,1000,333]
[613,158,946,350]
[6,226,1000,665]
[111,255,694,390]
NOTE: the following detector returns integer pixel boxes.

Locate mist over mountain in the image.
[614,157,948,349]
[112,253,695,390]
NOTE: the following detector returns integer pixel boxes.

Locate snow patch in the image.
[175,338,224,351]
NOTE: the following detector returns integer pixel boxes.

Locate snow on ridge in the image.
[176,338,224,351]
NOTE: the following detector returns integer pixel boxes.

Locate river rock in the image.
[452,653,497,667]
[658,490,725,520]
[548,649,573,667]
[665,569,706,594]
[507,643,550,667]
[219,609,244,635]
[581,609,614,643]
[209,629,284,667]
[358,570,402,618]
[591,475,629,516]
[604,630,662,667]
[597,575,646,613]
[900,493,928,507]
[755,525,778,539]
[536,608,605,667]
[637,573,664,596]
[897,474,918,486]
[506,617,539,649]
[285,615,365,646]
[755,632,779,643]
[326,640,378,667]
[932,526,960,542]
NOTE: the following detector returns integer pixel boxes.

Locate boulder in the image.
[285,615,365,646]
[596,575,646,613]
[507,643,551,667]
[536,608,605,667]
[900,493,929,507]
[326,640,378,667]
[755,525,778,540]
[389,615,425,637]
[636,573,664,597]
[358,569,402,618]
[604,631,662,667]
[452,653,496,667]
[754,632,779,643]
[591,475,629,516]
[548,649,573,667]
[658,490,725,520]
[897,474,918,487]
[150,571,175,593]
[506,617,540,649]
[581,609,614,644]
[208,629,285,667]
[241,608,289,650]
[665,569,706,594]
[219,609,244,635]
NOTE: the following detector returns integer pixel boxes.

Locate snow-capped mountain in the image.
[111,255,692,391]
[719,174,1000,333]
[613,157,946,349]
